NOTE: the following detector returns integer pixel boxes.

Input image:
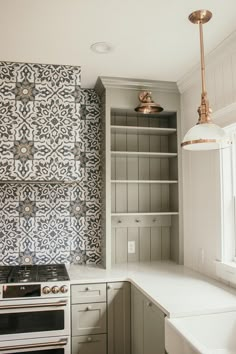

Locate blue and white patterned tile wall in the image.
[0,62,101,265]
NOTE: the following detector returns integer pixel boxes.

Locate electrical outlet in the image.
[128,241,135,254]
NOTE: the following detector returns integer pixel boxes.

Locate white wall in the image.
[178,31,236,279]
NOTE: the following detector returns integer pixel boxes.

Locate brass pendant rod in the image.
[199,20,206,95]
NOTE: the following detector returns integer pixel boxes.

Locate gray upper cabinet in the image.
[131,285,165,354]
[107,281,131,354]
[95,77,182,269]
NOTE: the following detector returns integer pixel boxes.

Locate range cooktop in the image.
[0,264,70,284]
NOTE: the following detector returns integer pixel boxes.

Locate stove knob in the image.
[60,285,68,294]
[51,286,60,294]
[42,286,51,295]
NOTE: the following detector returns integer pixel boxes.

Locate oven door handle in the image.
[0,338,68,351]
[0,300,67,310]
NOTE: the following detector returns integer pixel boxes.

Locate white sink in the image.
[165,311,236,354]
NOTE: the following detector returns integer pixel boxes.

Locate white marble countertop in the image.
[67,261,236,318]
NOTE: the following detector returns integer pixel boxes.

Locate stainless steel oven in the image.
[0,265,70,354]
[0,336,70,353]
[0,297,70,341]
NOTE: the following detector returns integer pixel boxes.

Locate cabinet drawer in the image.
[72,334,107,354]
[72,303,107,336]
[72,283,106,304]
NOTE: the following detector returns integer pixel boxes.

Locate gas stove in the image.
[0,264,69,283]
[0,264,71,352]
[0,264,70,299]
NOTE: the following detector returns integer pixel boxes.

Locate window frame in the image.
[216,124,236,283]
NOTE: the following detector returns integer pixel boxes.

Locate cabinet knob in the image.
[86,306,92,311]
[85,286,91,291]
[107,285,112,290]
[87,337,92,342]
[135,219,141,223]
[118,219,122,224]
[147,301,152,307]
[152,218,157,222]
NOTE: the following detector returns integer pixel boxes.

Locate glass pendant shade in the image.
[181,10,231,151]
[182,122,230,151]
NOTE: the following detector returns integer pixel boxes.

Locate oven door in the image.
[0,298,70,341]
[0,336,70,353]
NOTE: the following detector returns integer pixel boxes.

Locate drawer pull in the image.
[86,305,92,311]
[85,287,92,291]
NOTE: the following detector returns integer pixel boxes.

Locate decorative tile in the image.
[0,217,20,253]
[0,61,101,265]
[69,249,87,264]
[0,253,19,266]
[86,249,101,264]
[19,235,35,252]
[70,235,86,251]
[80,89,101,105]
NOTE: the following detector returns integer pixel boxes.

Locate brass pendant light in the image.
[134,91,163,114]
[181,10,231,151]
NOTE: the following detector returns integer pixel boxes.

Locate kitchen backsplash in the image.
[0,62,101,265]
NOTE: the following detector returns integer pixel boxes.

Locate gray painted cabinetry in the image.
[110,109,178,266]
[71,282,131,354]
[131,285,165,354]
[71,283,107,354]
[107,282,131,354]
[95,77,182,269]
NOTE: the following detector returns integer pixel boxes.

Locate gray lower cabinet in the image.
[71,283,107,354]
[72,302,107,336]
[72,334,107,354]
[131,285,165,354]
[107,282,131,354]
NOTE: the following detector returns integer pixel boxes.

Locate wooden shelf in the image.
[111,180,178,184]
[111,151,177,158]
[111,125,176,136]
[111,212,179,216]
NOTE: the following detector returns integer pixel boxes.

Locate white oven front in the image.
[0,336,70,353]
[0,297,70,341]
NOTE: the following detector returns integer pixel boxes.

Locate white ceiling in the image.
[0,0,236,88]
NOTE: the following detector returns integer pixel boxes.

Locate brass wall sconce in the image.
[134,91,163,114]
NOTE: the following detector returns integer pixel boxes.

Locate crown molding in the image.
[178,30,236,94]
[95,76,179,94]
[213,101,236,128]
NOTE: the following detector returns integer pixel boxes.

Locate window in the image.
[216,124,236,283]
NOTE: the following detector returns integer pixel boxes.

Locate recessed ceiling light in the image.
[90,42,113,54]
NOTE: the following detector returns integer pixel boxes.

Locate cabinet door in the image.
[72,334,106,354]
[131,285,144,354]
[72,303,107,336]
[144,299,165,354]
[131,285,165,354]
[107,281,131,354]
[71,283,106,304]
